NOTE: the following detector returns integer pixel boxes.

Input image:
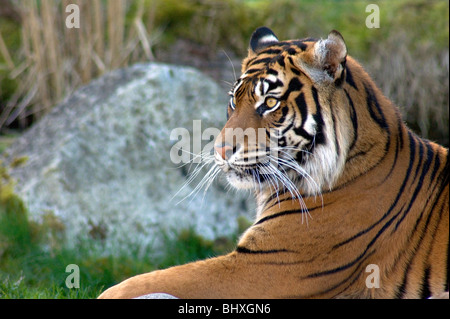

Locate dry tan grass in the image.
[0,32,13,69]
[367,31,449,145]
[0,0,157,129]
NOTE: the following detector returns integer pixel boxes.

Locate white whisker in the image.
[172,131,325,227]
[222,49,237,82]
[171,155,215,201]
[175,163,220,205]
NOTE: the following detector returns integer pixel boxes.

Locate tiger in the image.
[99,27,449,299]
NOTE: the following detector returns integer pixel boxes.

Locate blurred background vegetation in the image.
[0,0,448,298]
[0,0,448,145]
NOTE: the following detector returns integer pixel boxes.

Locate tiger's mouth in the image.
[216,151,300,191]
[211,135,324,197]
[222,164,270,190]
[211,140,326,198]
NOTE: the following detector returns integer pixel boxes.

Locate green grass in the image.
[0,221,240,299]
[0,160,247,299]
[0,197,241,299]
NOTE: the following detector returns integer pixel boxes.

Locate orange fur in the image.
[99,28,448,299]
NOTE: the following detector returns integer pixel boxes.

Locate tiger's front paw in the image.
[97,279,147,299]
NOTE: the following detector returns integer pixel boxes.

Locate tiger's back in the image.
[99,27,448,299]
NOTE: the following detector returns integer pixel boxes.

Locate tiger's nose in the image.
[214,143,234,160]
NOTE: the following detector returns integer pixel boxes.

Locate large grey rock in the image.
[3,63,253,257]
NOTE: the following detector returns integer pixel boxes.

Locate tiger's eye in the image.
[266,97,278,108]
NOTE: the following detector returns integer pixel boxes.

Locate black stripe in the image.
[276,105,289,125]
[330,101,340,156]
[364,83,388,128]
[290,67,301,76]
[280,121,294,136]
[334,131,417,249]
[364,83,390,153]
[244,56,256,68]
[394,155,448,298]
[235,246,291,254]
[266,78,284,93]
[401,195,442,298]
[345,146,374,164]
[436,151,448,292]
[293,126,314,140]
[304,246,375,279]
[277,40,306,48]
[391,148,445,298]
[287,56,295,67]
[259,78,265,96]
[446,224,449,292]
[306,196,408,279]
[345,66,358,90]
[255,208,310,225]
[396,114,405,150]
[420,267,432,299]
[313,251,376,298]
[249,57,274,67]
[440,151,449,191]
[262,188,290,208]
[394,139,434,231]
[290,40,307,51]
[411,138,425,185]
[381,126,401,182]
[276,55,285,67]
[263,194,296,211]
[311,86,326,146]
[396,277,407,298]
[380,117,404,184]
[261,48,282,55]
[235,82,246,100]
[429,143,441,183]
[294,92,308,127]
[394,213,415,299]
[245,68,263,75]
[281,77,303,101]
[433,154,449,293]
[413,184,444,298]
[288,252,372,298]
[287,47,297,55]
[267,68,278,76]
[344,89,358,152]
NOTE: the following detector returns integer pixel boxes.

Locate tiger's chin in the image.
[225,169,259,190]
[223,166,289,192]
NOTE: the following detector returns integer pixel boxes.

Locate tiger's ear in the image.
[301,30,347,83]
[248,27,279,57]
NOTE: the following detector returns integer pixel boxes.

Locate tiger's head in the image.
[214,27,355,198]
